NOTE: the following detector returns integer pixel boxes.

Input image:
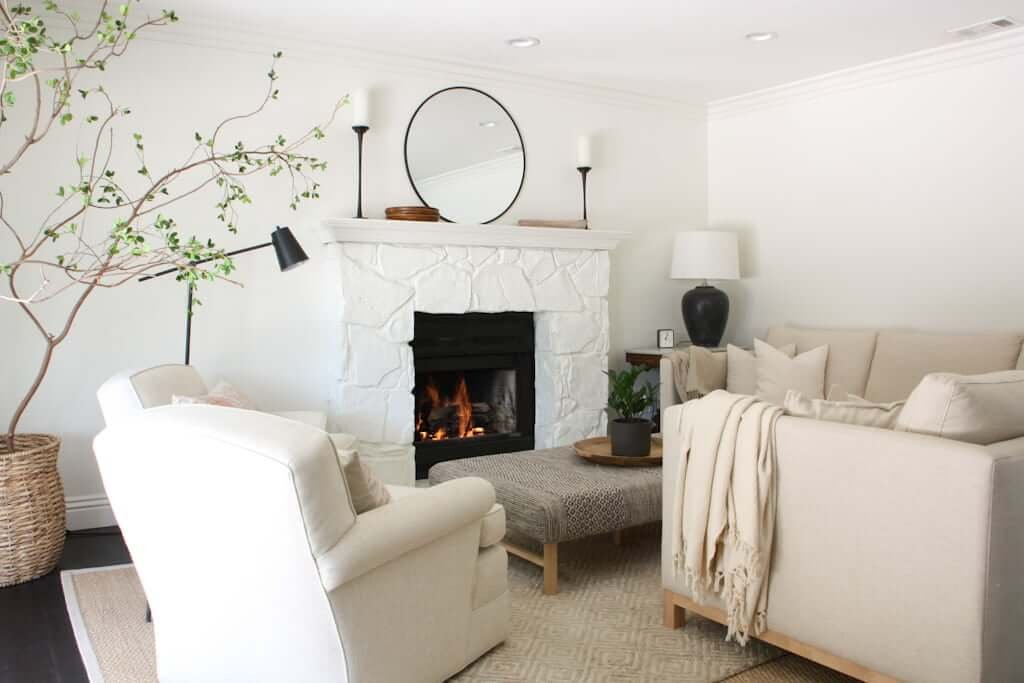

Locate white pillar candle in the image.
[351,88,370,127]
[576,134,593,168]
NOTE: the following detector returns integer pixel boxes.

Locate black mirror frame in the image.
[403,86,526,225]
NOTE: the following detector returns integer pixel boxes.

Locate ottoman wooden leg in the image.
[663,590,686,629]
[543,543,558,594]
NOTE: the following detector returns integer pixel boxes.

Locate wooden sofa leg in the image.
[663,590,686,629]
[543,543,558,595]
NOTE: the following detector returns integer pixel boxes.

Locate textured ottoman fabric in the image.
[429,448,662,544]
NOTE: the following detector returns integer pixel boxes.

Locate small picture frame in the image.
[657,329,675,349]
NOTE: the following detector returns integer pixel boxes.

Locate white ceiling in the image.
[162,0,1024,102]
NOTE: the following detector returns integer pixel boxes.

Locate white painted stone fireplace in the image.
[322,219,628,485]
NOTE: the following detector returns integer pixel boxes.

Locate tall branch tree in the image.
[1,0,344,447]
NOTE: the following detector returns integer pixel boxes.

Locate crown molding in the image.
[102,1,705,118]
[709,27,1024,121]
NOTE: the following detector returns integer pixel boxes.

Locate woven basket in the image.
[1,434,65,587]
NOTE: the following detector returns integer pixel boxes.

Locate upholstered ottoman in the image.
[429,446,662,594]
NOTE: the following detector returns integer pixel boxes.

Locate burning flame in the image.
[416,375,488,441]
[454,377,472,436]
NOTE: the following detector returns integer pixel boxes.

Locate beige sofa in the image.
[659,327,1024,682]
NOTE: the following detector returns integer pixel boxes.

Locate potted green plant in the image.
[0,2,343,587]
[605,365,657,457]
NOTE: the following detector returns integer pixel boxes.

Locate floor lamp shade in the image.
[670,231,739,347]
[272,226,309,271]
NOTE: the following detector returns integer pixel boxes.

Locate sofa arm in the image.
[663,410,1024,680]
[659,357,684,428]
[316,477,496,591]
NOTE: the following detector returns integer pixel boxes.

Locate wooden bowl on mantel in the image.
[385,206,440,222]
[573,436,663,466]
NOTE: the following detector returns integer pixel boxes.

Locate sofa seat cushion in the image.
[765,326,878,399]
[480,503,506,548]
[864,331,1024,402]
[896,371,1024,445]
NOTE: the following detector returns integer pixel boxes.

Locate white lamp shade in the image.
[670,231,740,281]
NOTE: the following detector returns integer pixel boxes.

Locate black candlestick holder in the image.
[353,125,369,219]
[576,165,592,228]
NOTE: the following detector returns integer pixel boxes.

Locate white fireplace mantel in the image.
[321,218,629,251]
[322,217,627,485]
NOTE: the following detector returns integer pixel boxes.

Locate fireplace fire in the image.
[412,311,535,478]
[417,376,482,441]
[416,370,517,442]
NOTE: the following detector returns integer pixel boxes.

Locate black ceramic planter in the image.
[609,418,652,457]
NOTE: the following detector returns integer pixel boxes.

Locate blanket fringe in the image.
[676,533,768,646]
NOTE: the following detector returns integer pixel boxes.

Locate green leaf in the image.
[605,365,657,420]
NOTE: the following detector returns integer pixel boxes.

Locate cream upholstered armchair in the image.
[96,364,327,429]
[94,405,510,682]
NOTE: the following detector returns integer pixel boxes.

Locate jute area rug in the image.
[63,530,851,682]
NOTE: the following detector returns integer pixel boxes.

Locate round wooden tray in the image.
[385,206,440,222]
[573,436,663,466]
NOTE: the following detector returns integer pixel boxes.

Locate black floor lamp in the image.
[139,226,309,365]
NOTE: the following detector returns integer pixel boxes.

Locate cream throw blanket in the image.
[670,390,782,645]
[668,347,727,401]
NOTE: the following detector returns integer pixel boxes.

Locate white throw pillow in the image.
[331,439,392,513]
[727,341,795,395]
[171,380,254,409]
[755,340,829,405]
[784,390,904,429]
[896,371,1024,445]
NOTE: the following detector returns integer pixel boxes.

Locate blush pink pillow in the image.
[172,380,254,409]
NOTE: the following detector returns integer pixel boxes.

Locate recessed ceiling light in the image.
[745,32,778,42]
[479,120,498,128]
[506,36,541,48]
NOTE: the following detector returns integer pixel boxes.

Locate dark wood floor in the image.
[0,528,130,683]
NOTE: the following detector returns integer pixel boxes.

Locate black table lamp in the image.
[139,226,309,364]
[670,231,739,347]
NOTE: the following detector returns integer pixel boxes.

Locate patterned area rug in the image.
[62,530,850,682]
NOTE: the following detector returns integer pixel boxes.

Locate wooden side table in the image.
[624,345,691,370]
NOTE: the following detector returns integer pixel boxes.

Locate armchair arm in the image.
[316,476,495,591]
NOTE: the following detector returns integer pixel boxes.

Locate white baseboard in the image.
[66,494,116,531]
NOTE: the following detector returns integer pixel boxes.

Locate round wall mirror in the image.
[404,87,525,224]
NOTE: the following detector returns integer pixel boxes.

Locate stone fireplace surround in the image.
[323,219,628,485]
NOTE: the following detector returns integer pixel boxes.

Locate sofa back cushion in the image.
[864,331,1024,402]
[765,326,878,399]
[896,371,1024,444]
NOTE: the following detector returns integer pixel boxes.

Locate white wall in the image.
[0,19,705,523]
[707,30,1024,345]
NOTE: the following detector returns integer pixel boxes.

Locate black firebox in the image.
[412,312,535,479]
